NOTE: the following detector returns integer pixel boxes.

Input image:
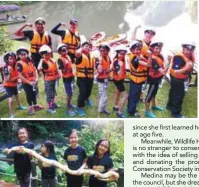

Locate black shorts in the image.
[113,80,125,92]
[68,52,76,64]
[5,87,18,98]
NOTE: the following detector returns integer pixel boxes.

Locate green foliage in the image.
[0,27,12,55]
[0,161,14,174]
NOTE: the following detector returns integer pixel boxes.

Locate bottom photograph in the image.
[0,120,124,187]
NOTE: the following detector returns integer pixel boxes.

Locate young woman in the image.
[127,40,152,117]
[64,129,87,187]
[112,45,128,118]
[40,140,57,187]
[57,43,76,116]
[96,44,112,118]
[145,41,168,118]
[87,139,114,187]
[3,128,34,187]
[16,46,44,115]
[75,41,95,116]
[3,52,26,118]
[38,45,60,114]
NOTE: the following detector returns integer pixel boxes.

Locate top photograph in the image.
[0,1,198,118]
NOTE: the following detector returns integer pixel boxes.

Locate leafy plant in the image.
[0,27,12,55]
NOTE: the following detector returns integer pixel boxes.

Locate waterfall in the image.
[124,1,198,58]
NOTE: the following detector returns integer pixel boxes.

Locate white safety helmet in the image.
[182,41,196,50]
[129,40,142,50]
[39,45,52,54]
[144,28,156,35]
[57,43,68,52]
[16,46,29,55]
[115,44,127,53]
[35,17,45,24]
[150,41,163,48]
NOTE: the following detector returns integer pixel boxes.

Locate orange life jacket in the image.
[129,53,148,84]
[149,54,164,79]
[17,60,36,83]
[112,58,126,81]
[30,30,50,53]
[62,30,80,54]
[76,54,95,79]
[97,56,111,80]
[42,58,59,81]
[3,65,18,87]
[170,53,190,79]
[141,40,150,58]
[59,56,74,78]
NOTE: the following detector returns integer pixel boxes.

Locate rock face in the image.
[185,0,197,23]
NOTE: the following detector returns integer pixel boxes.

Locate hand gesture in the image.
[25,23,33,27]
[61,22,67,27]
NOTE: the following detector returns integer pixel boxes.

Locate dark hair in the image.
[113,52,125,62]
[16,127,29,140]
[94,139,110,157]
[68,129,78,138]
[82,41,92,48]
[4,52,16,64]
[43,140,55,155]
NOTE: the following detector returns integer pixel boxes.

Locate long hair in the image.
[94,139,111,157]
[43,140,55,156]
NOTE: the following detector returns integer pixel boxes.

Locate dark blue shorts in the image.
[5,86,18,98]
[64,81,73,97]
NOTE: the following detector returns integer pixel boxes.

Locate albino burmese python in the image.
[5,146,119,181]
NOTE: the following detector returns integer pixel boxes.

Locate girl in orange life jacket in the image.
[112,45,128,118]
[75,41,94,117]
[127,40,152,117]
[144,41,169,118]
[57,43,76,117]
[16,46,44,115]
[167,41,195,118]
[3,52,27,118]
[38,45,60,114]
[132,26,156,102]
[96,43,112,118]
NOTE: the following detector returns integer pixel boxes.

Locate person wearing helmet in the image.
[14,17,52,69]
[57,43,76,117]
[75,41,94,117]
[112,45,128,118]
[16,47,44,115]
[127,40,152,117]
[3,52,27,118]
[132,26,156,102]
[96,43,112,118]
[145,41,169,118]
[167,41,196,118]
[38,45,60,114]
[51,18,80,64]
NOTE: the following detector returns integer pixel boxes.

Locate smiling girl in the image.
[87,139,114,187]
[3,127,34,187]
[64,129,87,187]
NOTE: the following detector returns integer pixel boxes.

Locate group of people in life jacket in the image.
[2,17,196,118]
